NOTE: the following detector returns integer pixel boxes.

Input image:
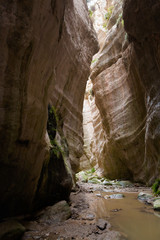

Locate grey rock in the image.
[102,180,112,186]
[153,199,160,211]
[154,211,160,218]
[38,201,71,224]
[96,219,107,230]
[96,193,102,197]
[86,213,95,220]
[119,181,133,188]
[109,194,125,199]
[88,178,101,184]
[104,195,110,199]
[138,192,153,204]
[82,213,95,221]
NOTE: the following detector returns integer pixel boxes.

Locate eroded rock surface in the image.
[0,0,98,217]
[83,0,160,184]
[123,0,160,184]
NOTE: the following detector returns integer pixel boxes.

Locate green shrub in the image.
[116,13,124,27]
[152,179,160,195]
[51,139,64,158]
[89,9,93,17]
[103,22,107,30]
[91,167,96,173]
[105,6,114,21]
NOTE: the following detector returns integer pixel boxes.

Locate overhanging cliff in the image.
[0,0,98,218]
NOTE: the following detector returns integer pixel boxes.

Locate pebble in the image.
[109,194,124,199]
[82,213,95,220]
[104,195,110,199]
[110,208,122,212]
[96,219,107,230]
[96,193,102,197]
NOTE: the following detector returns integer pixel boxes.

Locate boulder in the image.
[37,201,71,224]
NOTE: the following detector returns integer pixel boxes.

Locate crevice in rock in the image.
[33,104,72,211]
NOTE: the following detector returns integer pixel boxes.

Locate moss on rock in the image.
[33,104,72,210]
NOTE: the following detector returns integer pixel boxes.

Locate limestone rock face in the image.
[86,0,160,184]
[123,0,160,184]
[79,80,97,171]
[0,0,98,217]
[80,79,106,175]
[50,0,99,174]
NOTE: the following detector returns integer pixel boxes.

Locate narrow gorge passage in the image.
[0,0,160,240]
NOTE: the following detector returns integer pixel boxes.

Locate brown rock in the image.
[37,200,71,225]
[83,0,160,184]
[123,0,160,184]
[0,0,98,217]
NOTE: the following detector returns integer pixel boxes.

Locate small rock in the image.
[88,178,101,184]
[33,236,41,239]
[110,180,121,186]
[154,211,160,218]
[138,192,153,204]
[153,199,160,211]
[109,194,124,199]
[111,208,122,212]
[82,213,95,221]
[38,200,71,224]
[102,180,112,186]
[104,195,110,199]
[96,219,107,230]
[96,193,102,197]
[86,213,95,220]
[0,220,25,240]
[119,181,133,187]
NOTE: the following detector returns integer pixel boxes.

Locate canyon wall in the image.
[83,0,160,184]
[0,0,98,218]
[123,0,160,184]
[80,79,107,175]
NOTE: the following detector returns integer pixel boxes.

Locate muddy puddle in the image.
[89,191,160,240]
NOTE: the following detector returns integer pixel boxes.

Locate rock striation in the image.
[83,0,160,184]
[80,79,106,175]
[0,0,98,218]
[49,0,99,174]
[123,0,160,184]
